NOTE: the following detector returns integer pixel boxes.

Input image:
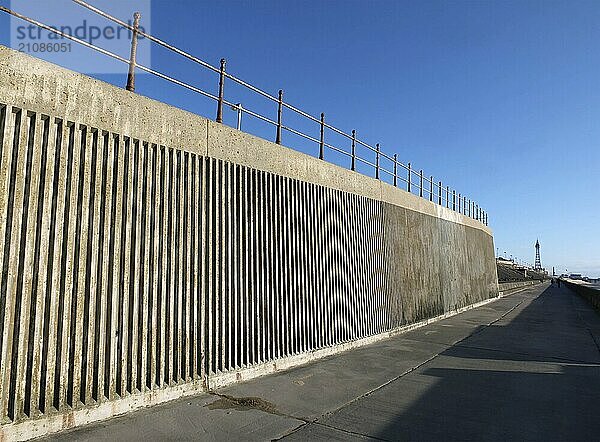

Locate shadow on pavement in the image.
[367,286,600,441]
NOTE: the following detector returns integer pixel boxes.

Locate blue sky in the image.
[1,0,599,277]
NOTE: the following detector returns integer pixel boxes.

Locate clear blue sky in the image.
[1,0,599,277]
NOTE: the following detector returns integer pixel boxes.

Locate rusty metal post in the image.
[216,58,226,123]
[393,154,397,186]
[446,186,449,208]
[276,89,283,144]
[429,176,433,202]
[126,12,141,92]
[319,113,325,160]
[419,170,423,198]
[407,162,411,193]
[458,193,461,212]
[375,144,380,179]
[463,196,466,215]
[351,130,356,171]
[452,190,456,210]
[438,181,442,205]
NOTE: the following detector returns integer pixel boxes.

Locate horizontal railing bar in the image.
[73,0,221,75]
[281,125,321,145]
[379,167,394,177]
[323,142,352,158]
[73,1,353,138]
[0,6,221,105]
[354,138,378,153]
[2,3,489,226]
[379,151,395,162]
[137,64,219,100]
[355,157,377,169]
[232,102,278,126]
[0,6,130,64]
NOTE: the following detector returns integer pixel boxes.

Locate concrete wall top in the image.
[0,45,492,236]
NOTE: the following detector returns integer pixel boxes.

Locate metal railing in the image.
[0,1,489,226]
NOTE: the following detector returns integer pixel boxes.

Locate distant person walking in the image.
[557,279,561,288]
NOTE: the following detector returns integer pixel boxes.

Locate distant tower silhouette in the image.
[534,239,542,271]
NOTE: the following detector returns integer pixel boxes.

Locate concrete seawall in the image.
[0,45,498,439]
[563,280,600,311]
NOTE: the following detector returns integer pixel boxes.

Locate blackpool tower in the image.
[534,239,542,271]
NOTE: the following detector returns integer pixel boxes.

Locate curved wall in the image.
[0,46,497,439]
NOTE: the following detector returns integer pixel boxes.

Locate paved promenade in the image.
[45,283,600,441]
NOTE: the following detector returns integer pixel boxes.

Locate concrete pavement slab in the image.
[216,337,448,421]
[41,283,597,442]
[304,284,600,442]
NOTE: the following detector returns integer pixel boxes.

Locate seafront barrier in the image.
[563,280,600,311]
[0,45,498,439]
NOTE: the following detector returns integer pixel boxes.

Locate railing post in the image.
[276,89,283,144]
[438,181,442,205]
[458,193,461,213]
[452,190,456,211]
[463,196,466,215]
[419,170,423,198]
[393,154,397,187]
[235,103,243,130]
[351,130,356,171]
[446,186,449,208]
[375,144,380,179]
[126,12,141,92]
[216,58,226,123]
[407,162,411,193]
[429,176,433,202]
[319,112,325,160]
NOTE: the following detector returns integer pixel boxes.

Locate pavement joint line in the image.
[279,290,534,440]
[312,421,390,441]
[244,289,536,441]
[271,421,310,441]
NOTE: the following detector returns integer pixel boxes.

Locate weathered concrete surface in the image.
[40,282,600,441]
[0,44,498,439]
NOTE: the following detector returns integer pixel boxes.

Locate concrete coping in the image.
[0,44,492,236]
